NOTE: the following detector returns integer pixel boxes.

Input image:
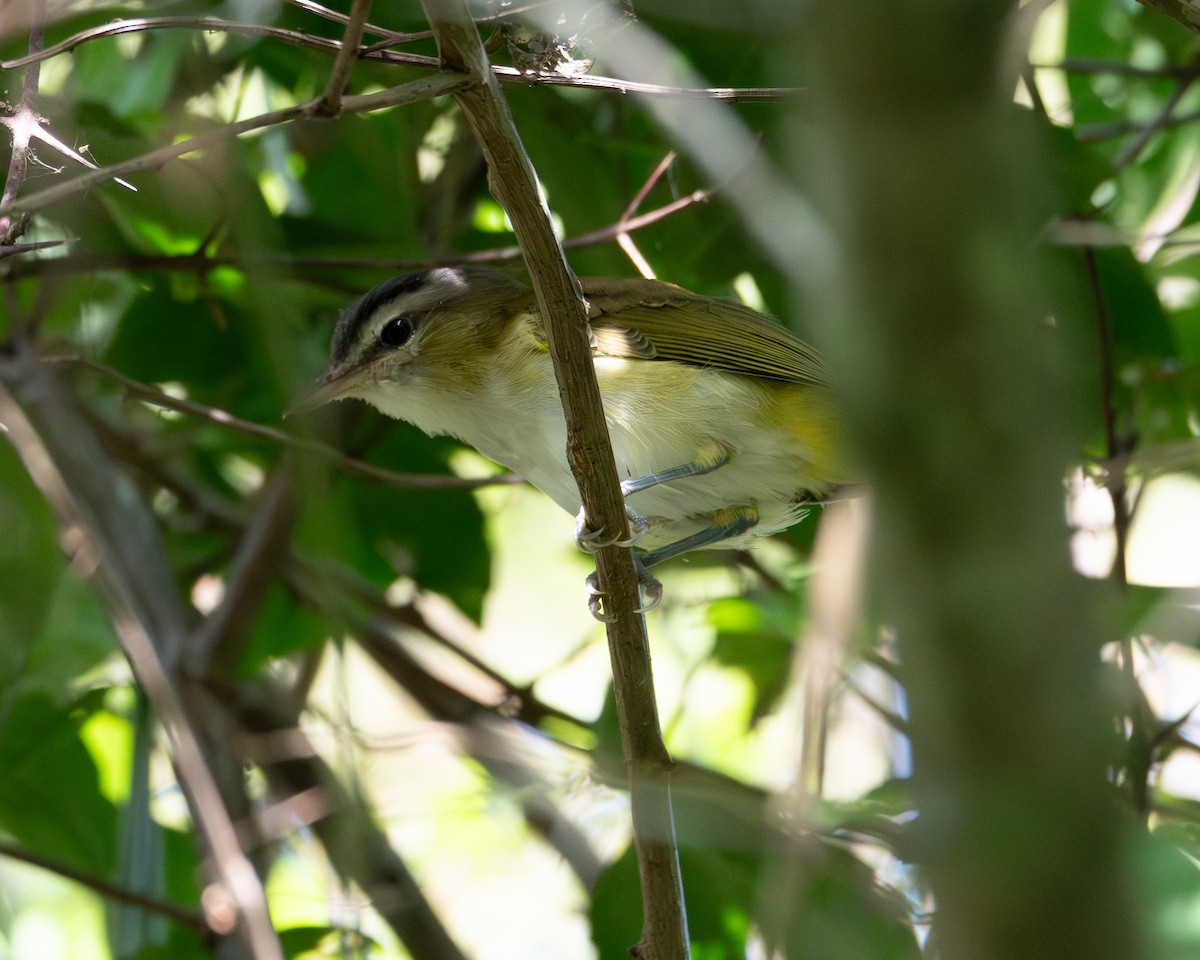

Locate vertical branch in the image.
[310,0,373,116]
[1081,248,1131,589]
[416,3,689,957]
[0,0,46,243]
[803,2,1141,959]
[1081,246,1151,813]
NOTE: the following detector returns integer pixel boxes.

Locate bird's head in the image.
[286,266,529,417]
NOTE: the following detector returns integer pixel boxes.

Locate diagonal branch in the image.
[0,345,282,960]
[60,357,521,492]
[0,839,207,931]
[416,2,689,957]
[0,72,470,222]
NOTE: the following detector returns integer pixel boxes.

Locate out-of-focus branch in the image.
[802,1,1140,958]
[189,467,297,676]
[417,2,688,957]
[0,73,469,222]
[1137,0,1200,35]
[233,681,471,960]
[61,358,521,492]
[0,839,207,931]
[0,346,282,960]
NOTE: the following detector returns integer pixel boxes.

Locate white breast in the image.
[360,354,822,551]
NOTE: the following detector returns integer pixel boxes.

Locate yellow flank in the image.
[711,505,760,528]
[767,382,845,488]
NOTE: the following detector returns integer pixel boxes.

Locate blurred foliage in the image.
[0,1,1198,959]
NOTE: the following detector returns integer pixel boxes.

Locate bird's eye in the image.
[380,315,415,347]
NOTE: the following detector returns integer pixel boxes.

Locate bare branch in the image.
[60,357,522,492]
[310,0,374,117]
[1,16,795,103]
[233,682,471,960]
[0,0,45,243]
[0,839,207,931]
[190,467,297,676]
[417,2,689,957]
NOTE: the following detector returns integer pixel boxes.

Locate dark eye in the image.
[380,315,415,347]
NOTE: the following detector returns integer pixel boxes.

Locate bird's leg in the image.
[587,506,759,621]
[620,442,731,497]
[574,441,732,552]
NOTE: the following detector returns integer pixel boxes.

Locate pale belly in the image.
[363,358,837,551]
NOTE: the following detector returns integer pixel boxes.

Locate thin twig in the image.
[0,72,469,221]
[1035,57,1200,78]
[1,184,714,282]
[0,15,795,102]
[286,0,424,43]
[0,839,207,931]
[58,356,522,492]
[1077,103,1200,142]
[310,0,374,116]
[1112,75,1196,167]
[190,466,297,676]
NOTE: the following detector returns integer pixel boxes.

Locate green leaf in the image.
[0,692,118,872]
[0,440,63,691]
[237,584,327,674]
[708,592,801,722]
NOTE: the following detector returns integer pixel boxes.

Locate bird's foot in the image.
[585,555,663,622]
[574,504,649,553]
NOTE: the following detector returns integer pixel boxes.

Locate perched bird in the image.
[288,266,843,613]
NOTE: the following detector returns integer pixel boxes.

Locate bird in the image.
[287,266,844,616]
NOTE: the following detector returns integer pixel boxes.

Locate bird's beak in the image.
[282,366,364,418]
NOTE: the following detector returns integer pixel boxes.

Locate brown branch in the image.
[0,839,207,931]
[1,183,712,282]
[232,682,470,960]
[189,466,297,677]
[1137,0,1200,36]
[1038,57,1200,78]
[285,573,604,889]
[310,0,374,117]
[417,2,689,957]
[286,0,426,44]
[1113,75,1196,167]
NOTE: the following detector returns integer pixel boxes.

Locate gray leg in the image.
[587,507,759,621]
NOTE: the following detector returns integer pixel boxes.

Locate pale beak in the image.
[282,366,366,418]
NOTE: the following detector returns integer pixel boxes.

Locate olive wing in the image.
[580,277,828,387]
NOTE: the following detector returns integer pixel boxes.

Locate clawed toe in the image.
[585,572,616,622]
[575,506,605,553]
[574,505,650,553]
[634,558,662,613]
[584,555,662,620]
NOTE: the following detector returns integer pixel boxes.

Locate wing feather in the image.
[579,277,828,386]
